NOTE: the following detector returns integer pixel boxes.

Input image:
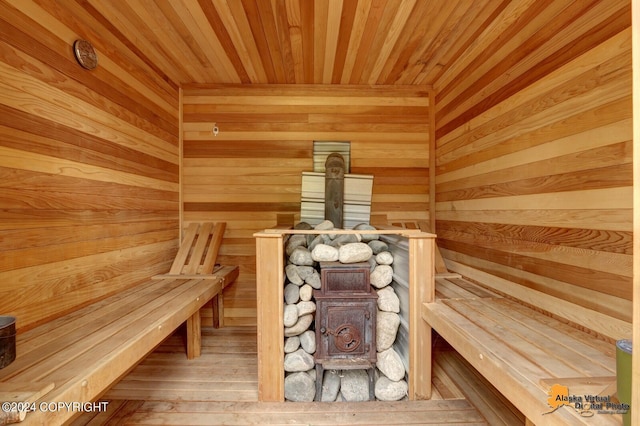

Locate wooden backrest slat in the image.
[184,222,214,274]
[169,222,227,276]
[201,222,226,274]
[169,223,200,274]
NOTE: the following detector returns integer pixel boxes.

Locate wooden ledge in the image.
[254,228,436,238]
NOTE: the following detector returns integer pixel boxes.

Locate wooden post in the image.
[255,232,285,401]
[408,233,435,400]
[211,295,222,328]
[186,310,201,359]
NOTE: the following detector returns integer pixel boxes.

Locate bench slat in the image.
[2,280,183,378]
[0,266,239,425]
[486,299,616,373]
[446,298,615,378]
[11,279,209,384]
[423,299,620,426]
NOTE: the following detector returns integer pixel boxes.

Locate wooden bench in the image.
[423,274,624,426]
[0,222,239,425]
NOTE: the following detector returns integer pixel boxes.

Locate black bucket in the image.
[0,316,16,369]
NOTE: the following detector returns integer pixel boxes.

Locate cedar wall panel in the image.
[434,0,633,332]
[182,85,431,326]
[0,1,180,330]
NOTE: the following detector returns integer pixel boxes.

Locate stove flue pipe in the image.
[324,153,345,228]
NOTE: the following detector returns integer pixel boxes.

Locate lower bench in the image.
[0,265,239,425]
[423,276,622,426]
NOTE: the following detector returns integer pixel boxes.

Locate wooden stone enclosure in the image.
[0,0,638,424]
[255,228,435,402]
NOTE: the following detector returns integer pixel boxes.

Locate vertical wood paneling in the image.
[182,84,431,325]
[0,1,180,330]
[434,1,633,333]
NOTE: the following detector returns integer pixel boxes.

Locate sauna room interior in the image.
[0,0,639,425]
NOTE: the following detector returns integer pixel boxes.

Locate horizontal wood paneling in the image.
[434,1,632,338]
[0,1,180,330]
[182,84,431,325]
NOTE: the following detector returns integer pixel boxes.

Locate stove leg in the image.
[315,364,324,401]
[368,365,376,401]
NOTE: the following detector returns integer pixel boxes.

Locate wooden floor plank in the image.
[79,326,528,425]
[123,400,486,425]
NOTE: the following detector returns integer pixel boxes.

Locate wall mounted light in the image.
[212,123,219,137]
[73,39,98,70]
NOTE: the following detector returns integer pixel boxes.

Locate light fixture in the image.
[73,39,98,70]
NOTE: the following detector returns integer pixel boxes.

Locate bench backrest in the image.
[170,222,226,275]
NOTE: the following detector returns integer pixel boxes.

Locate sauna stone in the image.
[283,304,298,327]
[284,284,300,305]
[284,336,301,353]
[329,233,360,247]
[311,244,339,262]
[370,265,394,288]
[299,284,313,301]
[354,223,379,241]
[297,301,316,317]
[377,347,406,382]
[375,251,394,265]
[289,247,314,266]
[377,287,400,313]
[314,220,334,231]
[284,348,315,372]
[285,264,303,285]
[320,370,341,402]
[296,266,315,281]
[377,311,401,352]
[284,372,315,402]
[294,222,313,230]
[368,240,389,255]
[299,330,316,354]
[284,314,313,337]
[338,242,372,263]
[308,234,324,251]
[340,369,370,402]
[286,234,307,256]
[375,376,408,401]
[305,271,321,289]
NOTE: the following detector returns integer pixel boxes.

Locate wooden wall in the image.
[0,2,181,330]
[433,0,633,339]
[182,84,431,326]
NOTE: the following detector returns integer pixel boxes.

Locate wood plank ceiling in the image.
[83,0,504,86]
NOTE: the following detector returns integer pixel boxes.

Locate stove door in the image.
[315,299,377,362]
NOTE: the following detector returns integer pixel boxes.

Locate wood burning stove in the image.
[314,262,377,401]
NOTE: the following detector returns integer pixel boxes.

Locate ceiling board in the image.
[71,0,627,89]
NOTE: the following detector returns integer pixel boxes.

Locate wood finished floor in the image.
[70,327,524,426]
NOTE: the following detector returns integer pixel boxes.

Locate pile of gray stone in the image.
[283,220,408,402]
